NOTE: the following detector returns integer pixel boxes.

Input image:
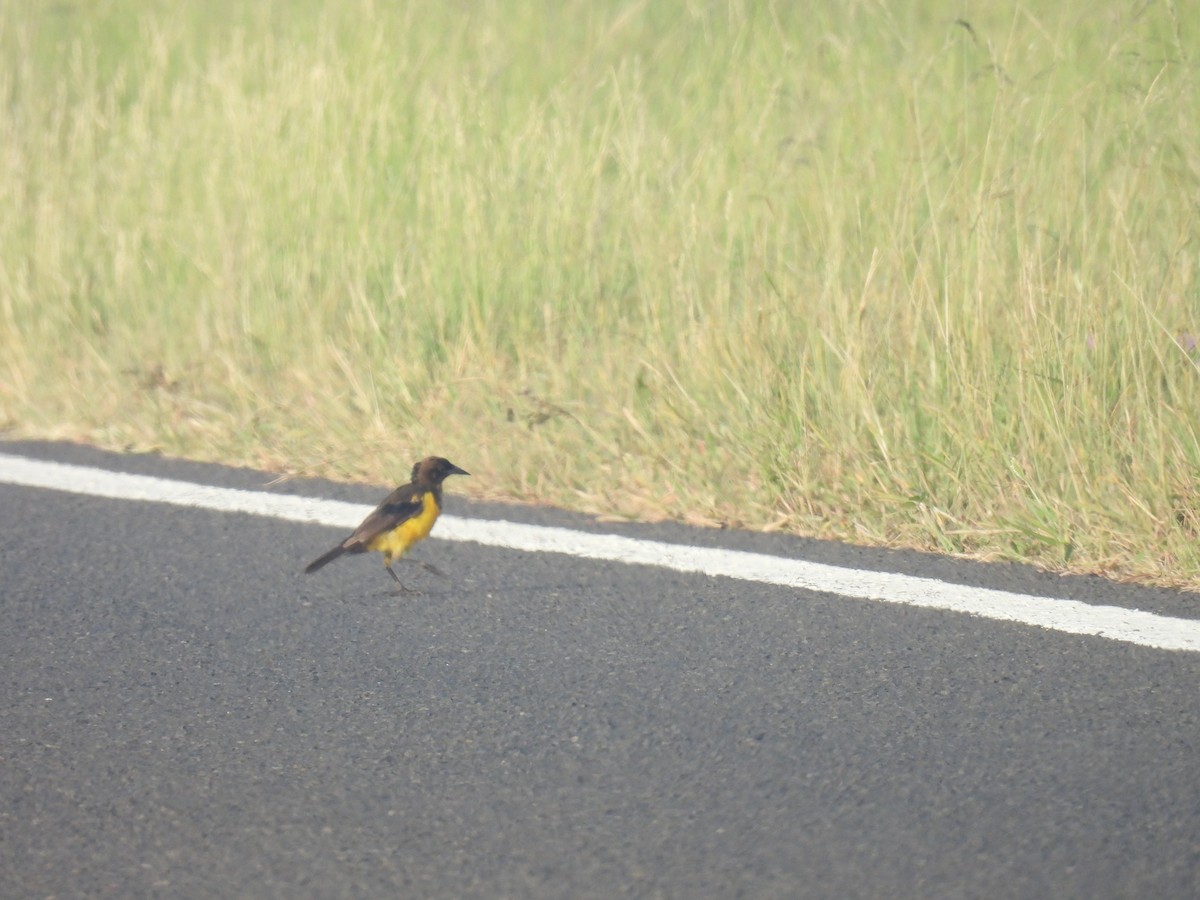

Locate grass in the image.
[2,0,1199,587]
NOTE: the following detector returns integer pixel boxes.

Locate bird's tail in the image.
[304,544,348,574]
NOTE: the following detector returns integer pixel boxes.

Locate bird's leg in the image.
[411,559,446,579]
[385,562,419,594]
[394,556,446,579]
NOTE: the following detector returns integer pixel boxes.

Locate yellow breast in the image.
[367,491,441,559]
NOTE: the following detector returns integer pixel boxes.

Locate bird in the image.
[304,456,468,591]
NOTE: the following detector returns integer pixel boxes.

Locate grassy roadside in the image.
[2,1,1199,587]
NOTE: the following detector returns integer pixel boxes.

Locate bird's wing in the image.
[345,483,425,547]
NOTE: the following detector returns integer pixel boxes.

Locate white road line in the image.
[2,452,1198,653]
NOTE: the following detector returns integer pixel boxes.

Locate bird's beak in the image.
[448,464,469,477]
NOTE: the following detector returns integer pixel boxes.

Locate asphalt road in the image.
[2,441,1199,899]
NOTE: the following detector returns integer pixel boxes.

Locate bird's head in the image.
[411,456,470,485]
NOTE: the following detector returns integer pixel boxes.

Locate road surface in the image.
[2,440,1198,898]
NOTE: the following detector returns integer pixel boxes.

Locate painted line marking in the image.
[1,452,1198,653]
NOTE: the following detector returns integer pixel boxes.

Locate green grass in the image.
[2,0,1199,586]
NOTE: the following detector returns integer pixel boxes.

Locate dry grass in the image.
[3,1,1200,587]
